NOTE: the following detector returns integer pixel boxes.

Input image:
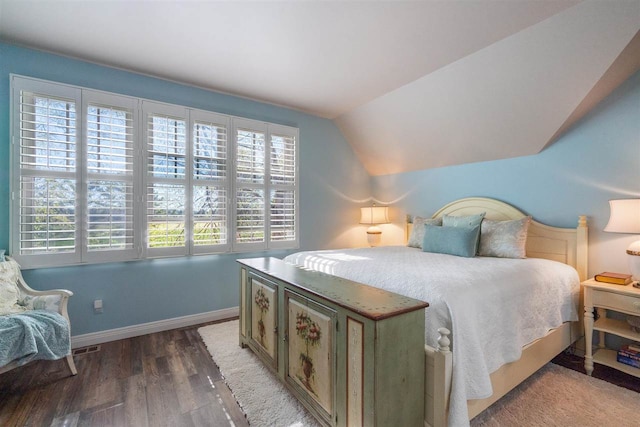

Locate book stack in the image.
[594,272,633,285]
[617,344,640,369]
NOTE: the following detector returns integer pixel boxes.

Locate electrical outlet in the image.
[94,299,103,314]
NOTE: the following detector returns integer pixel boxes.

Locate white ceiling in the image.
[1,1,638,176]
[336,0,640,175]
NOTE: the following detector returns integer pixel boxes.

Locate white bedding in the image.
[284,246,580,427]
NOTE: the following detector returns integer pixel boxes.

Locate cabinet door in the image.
[249,274,278,369]
[285,290,336,425]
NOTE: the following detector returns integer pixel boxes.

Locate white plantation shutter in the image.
[236,187,265,244]
[191,111,230,253]
[269,130,297,246]
[236,128,265,184]
[233,119,298,251]
[234,120,267,250]
[146,183,186,248]
[143,102,189,257]
[19,177,76,253]
[11,76,299,267]
[12,78,82,267]
[83,91,139,262]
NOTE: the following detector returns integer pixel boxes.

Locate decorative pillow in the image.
[422,224,481,258]
[442,212,486,228]
[407,216,443,249]
[479,216,531,258]
[20,294,62,312]
[0,258,27,315]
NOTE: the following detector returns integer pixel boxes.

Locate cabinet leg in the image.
[584,305,594,376]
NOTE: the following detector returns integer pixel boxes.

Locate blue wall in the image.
[2,42,638,337]
[0,43,371,335]
[372,71,640,277]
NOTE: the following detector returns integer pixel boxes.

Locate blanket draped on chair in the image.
[0,310,71,368]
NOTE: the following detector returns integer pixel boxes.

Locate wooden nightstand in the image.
[583,278,640,377]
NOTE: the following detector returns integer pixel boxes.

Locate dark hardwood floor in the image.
[2,319,639,427]
[552,351,640,394]
[0,320,249,427]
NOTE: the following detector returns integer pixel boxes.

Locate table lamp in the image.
[604,199,640,281]
[360,205,390,247]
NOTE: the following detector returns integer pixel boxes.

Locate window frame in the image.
[141,101,190,259]
[81,89,140,264]
[10,77,83,268]
[232,119,299,253]
[9,75,299,269]
[190,109,232,255]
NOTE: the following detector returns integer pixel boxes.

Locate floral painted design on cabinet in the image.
[288,297,333,415]
[295,311,322,393]
[251,279,276,360]
[254,287,270,347]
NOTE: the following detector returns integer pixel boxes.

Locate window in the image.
[13,80,80,268]
[83,91,138,263]
[191,110,230,254]
[143,102,188,257]
[233,120,298,252]
[10,76,298,268]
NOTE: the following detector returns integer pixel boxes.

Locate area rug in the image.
[199,320,640,427]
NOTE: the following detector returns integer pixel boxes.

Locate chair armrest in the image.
[17,277,73,319]
[19,285,73,298]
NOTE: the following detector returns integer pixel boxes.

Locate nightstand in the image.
[583,278,640,377]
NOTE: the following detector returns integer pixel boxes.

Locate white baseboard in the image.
[71,306,239,349]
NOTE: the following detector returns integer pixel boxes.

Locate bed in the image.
[283,197,588,427]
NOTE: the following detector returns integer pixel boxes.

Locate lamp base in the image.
[628,240,640,282]
[366,226,382,247]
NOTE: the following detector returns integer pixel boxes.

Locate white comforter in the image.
[284,246,580,427]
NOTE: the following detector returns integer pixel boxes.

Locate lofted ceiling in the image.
[1,1,639,176]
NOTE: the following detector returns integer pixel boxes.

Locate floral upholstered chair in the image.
[0,256,77,376]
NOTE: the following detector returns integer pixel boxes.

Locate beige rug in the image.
[199,320,640,427]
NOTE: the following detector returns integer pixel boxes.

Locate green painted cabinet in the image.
[238,257,428,427]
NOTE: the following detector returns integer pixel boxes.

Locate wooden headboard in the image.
[406,197,588,281]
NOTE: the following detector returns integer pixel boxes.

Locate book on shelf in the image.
[594,272,632,285]
[619,346,640,361]
[617,353,640,369]
[627,343,640,353]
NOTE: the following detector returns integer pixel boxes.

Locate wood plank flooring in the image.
[2,319,639,427]
[0,321,249,427]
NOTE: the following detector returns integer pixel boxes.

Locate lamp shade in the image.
[604,199,640,234]
[360,206,389,225]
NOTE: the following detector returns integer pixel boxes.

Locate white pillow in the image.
[479,217,531,259]
[0,258,27,315]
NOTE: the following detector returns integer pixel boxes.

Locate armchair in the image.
[0,257,77,376]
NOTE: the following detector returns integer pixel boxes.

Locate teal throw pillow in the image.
[422,224,481,258]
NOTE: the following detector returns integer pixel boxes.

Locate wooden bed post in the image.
[425,328,452,427]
